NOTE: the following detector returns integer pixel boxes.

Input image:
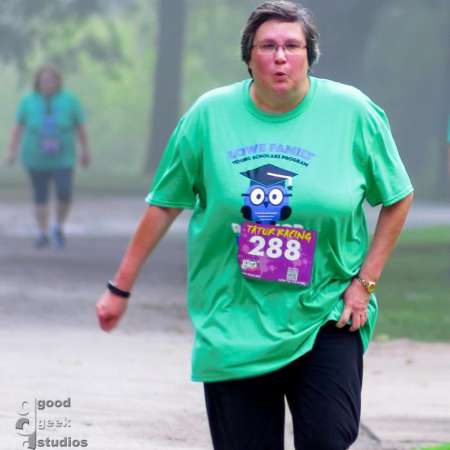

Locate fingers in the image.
[96,303,117,332]
[336,306,352,328]
[337,308,368,331]
[340,281,370,331]
[96,292,128,332]
[80,153,91,169]
[362,310,368,324]
[98,313,117,332]
[349,311,368,332]
[349,313,362,332]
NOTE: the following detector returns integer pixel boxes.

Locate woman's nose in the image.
[274,46,288,62]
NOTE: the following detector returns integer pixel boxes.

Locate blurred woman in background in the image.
[5,65,91,249]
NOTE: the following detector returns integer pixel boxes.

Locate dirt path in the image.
[1,196,449,449]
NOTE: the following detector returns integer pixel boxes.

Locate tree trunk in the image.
[145,0,186,173]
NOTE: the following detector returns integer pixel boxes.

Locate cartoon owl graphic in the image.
[240,163,298,224]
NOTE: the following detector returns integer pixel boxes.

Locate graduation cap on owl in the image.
[239,164,298,223]
[240,163,298,190]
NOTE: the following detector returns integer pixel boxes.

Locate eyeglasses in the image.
[252,41,307,55]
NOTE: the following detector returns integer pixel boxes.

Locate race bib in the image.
[237,221,317,285]
[39,113,61,156]
[40,136,61,155]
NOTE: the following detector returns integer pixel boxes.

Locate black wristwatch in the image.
[107,280,131,299]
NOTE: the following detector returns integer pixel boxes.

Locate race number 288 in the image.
[247,236,301,261]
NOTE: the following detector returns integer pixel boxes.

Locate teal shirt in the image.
[146,77,414,382]
[17,90,84,170]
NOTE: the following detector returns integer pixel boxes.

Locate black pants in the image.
[28,168,74,205]
[203,321,363,450]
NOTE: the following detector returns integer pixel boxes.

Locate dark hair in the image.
[33,64,63,92]
[241,0,320,77]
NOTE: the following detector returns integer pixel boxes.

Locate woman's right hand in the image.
[95,205,181,333]
[96,290,129,332]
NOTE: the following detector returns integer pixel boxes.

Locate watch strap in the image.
[356,276,376,293]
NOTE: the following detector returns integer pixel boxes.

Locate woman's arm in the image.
[77,125,91,168]
[337,192,414,331]
[359,192,414,282]
[96,204,182,331]
[4,124,23,164]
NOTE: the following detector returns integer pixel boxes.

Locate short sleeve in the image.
[358,100,414,207]
[145,108,203,210]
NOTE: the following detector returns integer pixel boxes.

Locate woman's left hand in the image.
[80,149,91,168]
[336,278,370,332]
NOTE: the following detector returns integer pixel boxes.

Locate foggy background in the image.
[0,2,449,449]
[0,0,449,199]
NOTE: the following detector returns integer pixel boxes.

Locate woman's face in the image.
[38,71,60,96]
[248,20,309,101]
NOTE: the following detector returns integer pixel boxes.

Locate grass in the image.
[374,225,450,342]
[417,445,450,450]
[396,226,450,246]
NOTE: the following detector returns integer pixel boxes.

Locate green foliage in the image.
[0,0,255,190]
[0,0,448,198]
[397,226,450,246]
[0,0,130,74]
[0,0,159,188]
[375,226,450,342]
[32,16,125,77]
[183,0,251,108]
[417,444,450,450]
[69,7,158,177]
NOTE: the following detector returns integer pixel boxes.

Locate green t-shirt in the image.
[17,90,84,170]
[146,76,414,382]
